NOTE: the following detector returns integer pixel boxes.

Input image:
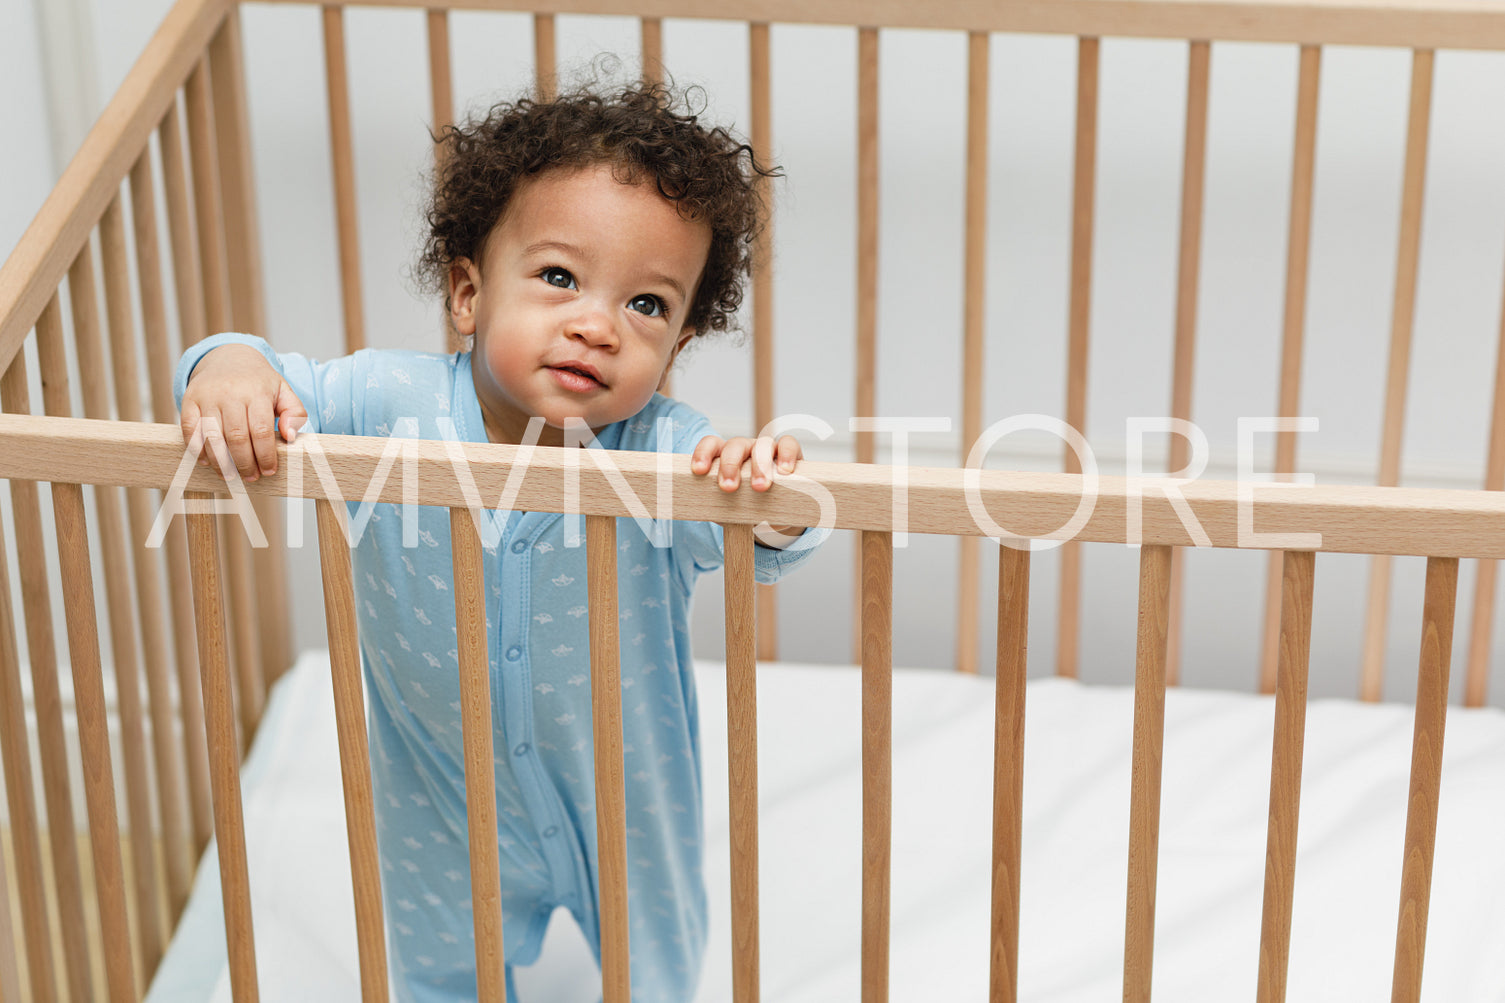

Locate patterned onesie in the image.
[176,334,824,1002]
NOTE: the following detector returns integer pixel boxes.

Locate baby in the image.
[176,82,823,1001]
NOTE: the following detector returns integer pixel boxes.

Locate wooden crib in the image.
[3,0,1505,1000]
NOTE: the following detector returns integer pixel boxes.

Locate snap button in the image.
[511,540,527,553]
[513,743,530,757]
[505,646,521,661]
[542,826,559,838]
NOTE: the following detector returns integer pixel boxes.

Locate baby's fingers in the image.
[717,437,755,490]
[179,400,209,467]
[748,436,777,491]
[690,435,725,476]
[774,435,803,473]
[274,380,308,445]
[217,403,264,483]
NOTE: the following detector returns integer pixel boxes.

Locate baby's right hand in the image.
[179,344,308,482]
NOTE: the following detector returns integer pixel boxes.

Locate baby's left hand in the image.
[691,434,803,492]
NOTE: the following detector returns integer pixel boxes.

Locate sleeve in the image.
[174,332,367,437]
[662,406,830,592]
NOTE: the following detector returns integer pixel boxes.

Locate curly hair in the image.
[418,81,780,337]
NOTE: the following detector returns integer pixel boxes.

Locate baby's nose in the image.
[566,305,618,347]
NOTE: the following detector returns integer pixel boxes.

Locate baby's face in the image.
[448,163,712,446]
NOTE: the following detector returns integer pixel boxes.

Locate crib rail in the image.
[0,415,1495,1001]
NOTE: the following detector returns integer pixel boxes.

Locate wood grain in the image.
[243,0,1505,52]
[1255,550,1315,1003]
[750,21,780,663]
[449,508,507,1000]
[1123,544,1172,1003]
[0,483,55,1000]
[1260,44,1321,695]
[723,524,761,1003]
[1057,36,1099,681]
[0,341,93,1003]
[323,5,367,353]
[1360,48,1435,703]
[957,30,989,676]
[1391,556,1459,1003]
[861,530,892,1003]
[316,501,390,1002]
[86,202,165,975]
[9,416,1505,557]
[989,546,1029,1002]
[1165,40,1210,688]
[588,515,630,1003]
[185,495,259,1002]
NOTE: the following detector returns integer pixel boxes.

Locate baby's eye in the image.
[628,294,665,318]
[540,267,577,290]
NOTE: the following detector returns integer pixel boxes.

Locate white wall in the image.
[8,2,1505,709]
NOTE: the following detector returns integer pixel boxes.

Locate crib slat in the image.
[188,55,267,742]
[989,545,1029,1002]
[854,26,880,663]
[957,29,989,676]
[1165,39,1211,689]
[49,243,143,999]
[0,848,19,1003]
[723,523,761,1002]
[450,508,507,1000]
[1392,555,1458,1003]
[130,148,179,423]
[322,6,366,354]
[1260,43,1321,695]
[0,479,56,1000]
[41,280,138,997]
[110,176,195,924]
[449,508,507,998]
[750,21,779,662]
[642,16,663,82]
[223,522,265,745]
[212,9,293,692]
[535,13,557,99]
[160,96,208,348]
[1256,549,1315,1003]
[1361,48,1435,704]
[128,148,204,911]
[210,9,266,344]
[315,501,390,1002]
[856,27,878,467]
[89,202,168,972]
[150,108,217,851]
[1123,543,1172,1003]
[427,9,453,149]
[1465,277,1505,705]
[587,514,631,1003]
[0,333,94,1003]
[1057,35,1099,680]
[426,10,464,355]
[185,493,260,1002]
[50,480,137,1003]
[861,529,893,1003]
[185,58,230,337]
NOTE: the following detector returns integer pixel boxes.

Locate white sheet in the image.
[148,652,1505,1001]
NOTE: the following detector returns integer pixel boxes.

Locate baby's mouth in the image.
[548,363,606,389]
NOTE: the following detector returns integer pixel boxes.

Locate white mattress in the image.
[148,652,1505,1002]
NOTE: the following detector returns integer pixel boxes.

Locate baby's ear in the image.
[448,260,480,336]
[657,332,695,393]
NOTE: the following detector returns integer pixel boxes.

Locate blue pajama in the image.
[177,335,823,1001]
